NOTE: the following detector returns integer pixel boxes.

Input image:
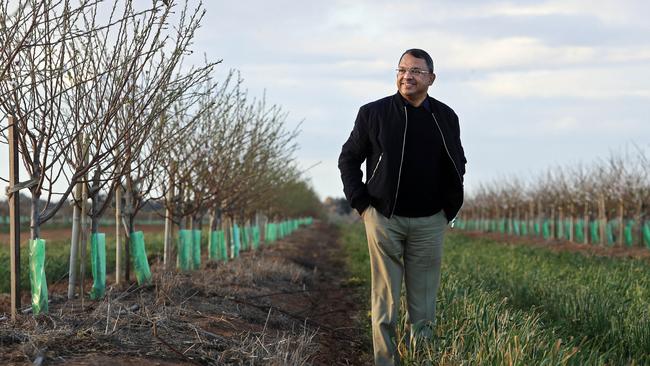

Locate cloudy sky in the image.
[1,0,649,200]
[190,0,650,199]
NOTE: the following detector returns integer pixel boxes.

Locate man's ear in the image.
[430,73,436,86]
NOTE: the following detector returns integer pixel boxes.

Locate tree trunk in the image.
[30,192,40,240]
[618,200,624,246]
[507,208,513,235]
[550,205,555,240]
[123,179,133,282]
[163,204,173,269]
[68,183,82,299]
[635,201,643,247]
[557,206,564,240]
[568,203,574,243]
[79,181,88,299]
[583,200,589,244]
[599,194,606,246]
[528,201,534,237]
[115,186,122,284]
[90,192,99,236]
[223,216,231,258]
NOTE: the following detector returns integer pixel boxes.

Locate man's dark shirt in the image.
[392,97,445,217]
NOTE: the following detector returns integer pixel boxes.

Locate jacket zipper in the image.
[390,106,409,218]
[367,153,383,183]
[431,111,463,227]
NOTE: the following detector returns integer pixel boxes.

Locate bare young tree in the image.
[463,147,650,247]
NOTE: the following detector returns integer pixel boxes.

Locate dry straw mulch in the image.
[1,250,319,365]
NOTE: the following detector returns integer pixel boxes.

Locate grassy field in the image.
[0,232,165,295]
[339,223,650,365]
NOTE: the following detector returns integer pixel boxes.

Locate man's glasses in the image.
[396,68,432,76]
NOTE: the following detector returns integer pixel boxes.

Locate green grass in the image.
[339,223,650,365]
[0,232,165,294]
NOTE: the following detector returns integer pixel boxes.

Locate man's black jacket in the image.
[338,92,467,223]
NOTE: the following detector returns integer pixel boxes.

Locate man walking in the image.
[338,49,466,365]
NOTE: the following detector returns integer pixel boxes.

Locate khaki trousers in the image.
[362,206,446,366]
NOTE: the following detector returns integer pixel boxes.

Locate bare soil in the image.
[0,221,372,365]
[460,230,650,261]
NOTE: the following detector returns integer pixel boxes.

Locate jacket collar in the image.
[393,92,434,112]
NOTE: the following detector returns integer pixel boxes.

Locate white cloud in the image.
[443,36,597,70]
[485,0,650,27]
[468,66,650,99]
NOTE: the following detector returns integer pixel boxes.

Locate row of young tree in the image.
[460,148,650,247]
[0,0,321,311]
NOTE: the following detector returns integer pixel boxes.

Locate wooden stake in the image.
[8,115,21,320]
[115,184,122,284]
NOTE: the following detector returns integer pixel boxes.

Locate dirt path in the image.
[0,221,372,365]
[279,222,372,365]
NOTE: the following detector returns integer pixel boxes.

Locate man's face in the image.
[396,53,435,101]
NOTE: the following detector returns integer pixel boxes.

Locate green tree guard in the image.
[253,226,260,250]
[178,230,192,271]
[498,219,505,234]
[590,220,600,244]
[130,231,152,284]
[542,220,550,239]
[90,233,107,299]
[218,230,227,262]
[29,238,48,314]
[242,226,249,251]
[274,222,279,241]
[575,220,585,243]
[209,231,218,260]
[192,229,201,269]
[266,223,273,243]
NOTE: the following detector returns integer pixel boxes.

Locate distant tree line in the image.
[461,147,650,247]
